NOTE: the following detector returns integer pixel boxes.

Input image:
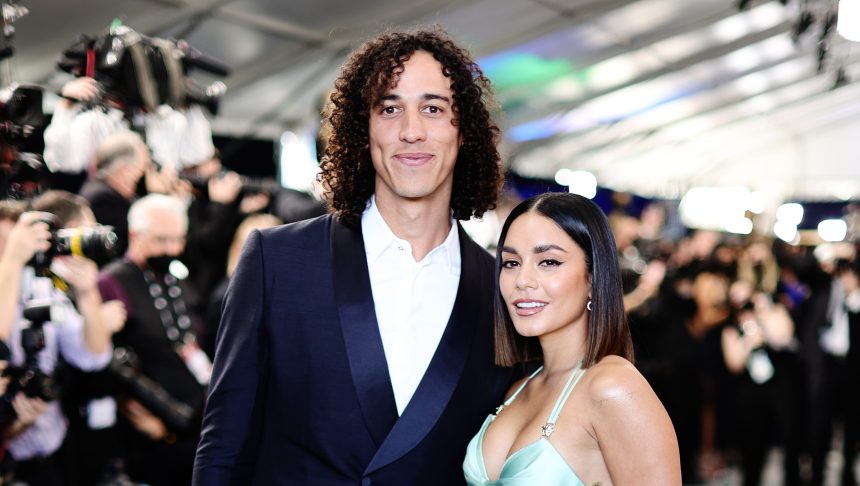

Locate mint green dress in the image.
[463,363,588,486]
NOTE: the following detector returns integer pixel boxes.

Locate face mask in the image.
[145,255,174,275]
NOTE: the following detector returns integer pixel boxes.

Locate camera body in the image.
[0,84,48,199]
[0,302,60,424]
[29,214,119,275]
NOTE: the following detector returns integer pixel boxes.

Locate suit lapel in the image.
[330,217,399,447]
[365,224,485,474]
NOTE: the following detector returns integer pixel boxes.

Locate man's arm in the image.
[192,229,269,486]
[0,213,52,341]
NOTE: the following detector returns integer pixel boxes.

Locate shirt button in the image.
[397,245,404,251]
[361,478,372,486]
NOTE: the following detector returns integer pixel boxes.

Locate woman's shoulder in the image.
[582,355,653,407]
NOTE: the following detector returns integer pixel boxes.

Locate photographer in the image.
[78,129,192,262]
[98,193,209,486]
[721,277,802,486]
[0,196,123,486]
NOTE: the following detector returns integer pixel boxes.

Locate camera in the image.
[0,84,48,199]
[109,347,196,433]
[29,215,119,276]
[0,301,61,424]
[180,171,281,196]
[57,25,229,114]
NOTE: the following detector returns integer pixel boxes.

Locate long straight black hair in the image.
[494,192,633,367]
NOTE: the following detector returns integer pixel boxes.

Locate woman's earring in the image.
[587,299,593,311]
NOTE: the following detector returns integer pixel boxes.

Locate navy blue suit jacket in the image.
[193,214,511,485]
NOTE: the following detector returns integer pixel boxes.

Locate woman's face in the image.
[499,211,592,339]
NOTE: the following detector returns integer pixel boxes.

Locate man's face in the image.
[368,50,461,209]
[133,209,186,259]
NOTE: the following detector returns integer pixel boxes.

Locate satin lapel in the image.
[365,224,485,474]
[330,217,398,447]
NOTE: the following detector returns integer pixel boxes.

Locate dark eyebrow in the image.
[534,244,567,254]
[375,93,451,105]
[500,244,567,255]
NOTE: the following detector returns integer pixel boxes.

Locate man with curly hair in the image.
[193,27,512,485]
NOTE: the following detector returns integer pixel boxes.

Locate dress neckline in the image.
[478,361,587,481]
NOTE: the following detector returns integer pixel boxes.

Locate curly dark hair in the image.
[319,26,503,227]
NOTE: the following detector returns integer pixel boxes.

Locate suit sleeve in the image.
[193,229,269,485]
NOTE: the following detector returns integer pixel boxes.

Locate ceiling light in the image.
[568,170,597,199]
[838,0,860,41]
[554,168,573,186]
[776,203,804,226]
[818,219,848,242]
[773,221,798,243]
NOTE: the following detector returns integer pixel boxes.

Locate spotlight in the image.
[838,0,860,41]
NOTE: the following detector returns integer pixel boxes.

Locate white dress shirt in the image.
[362,197,461,415]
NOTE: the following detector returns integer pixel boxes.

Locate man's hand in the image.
[61,77,101,104]
[123,398,168,441]
[146,164,192,198]
[51,255,99,294]
[840,268,859,294]
[239,192,270,215]
[7,393,50,438]
[99,300,127,334]
[2,212,52,266]
[208,171,242,205]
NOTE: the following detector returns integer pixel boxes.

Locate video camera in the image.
[29,214,119,276]
[57,23,230,115]
[0,2,49,199]
[0,301,62,423]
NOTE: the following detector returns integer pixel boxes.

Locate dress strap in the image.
[494,365,543,415]
[541,361,586,438]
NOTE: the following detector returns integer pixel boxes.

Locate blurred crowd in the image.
[0,75,857,486]
[611,204,859,486]
[0,75,323,486]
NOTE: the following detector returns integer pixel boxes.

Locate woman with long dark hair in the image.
[464,192,680,485]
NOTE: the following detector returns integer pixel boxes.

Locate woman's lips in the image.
[512,299,547,316]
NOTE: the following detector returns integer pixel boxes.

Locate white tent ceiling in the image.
[9,0,860,201]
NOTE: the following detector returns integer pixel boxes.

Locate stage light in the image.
[818,219,847,242]
[554,168,573,186]
[776,203,804,226]
[838,0,860,41]
[773,221,798,243]
[568,170,597,199]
